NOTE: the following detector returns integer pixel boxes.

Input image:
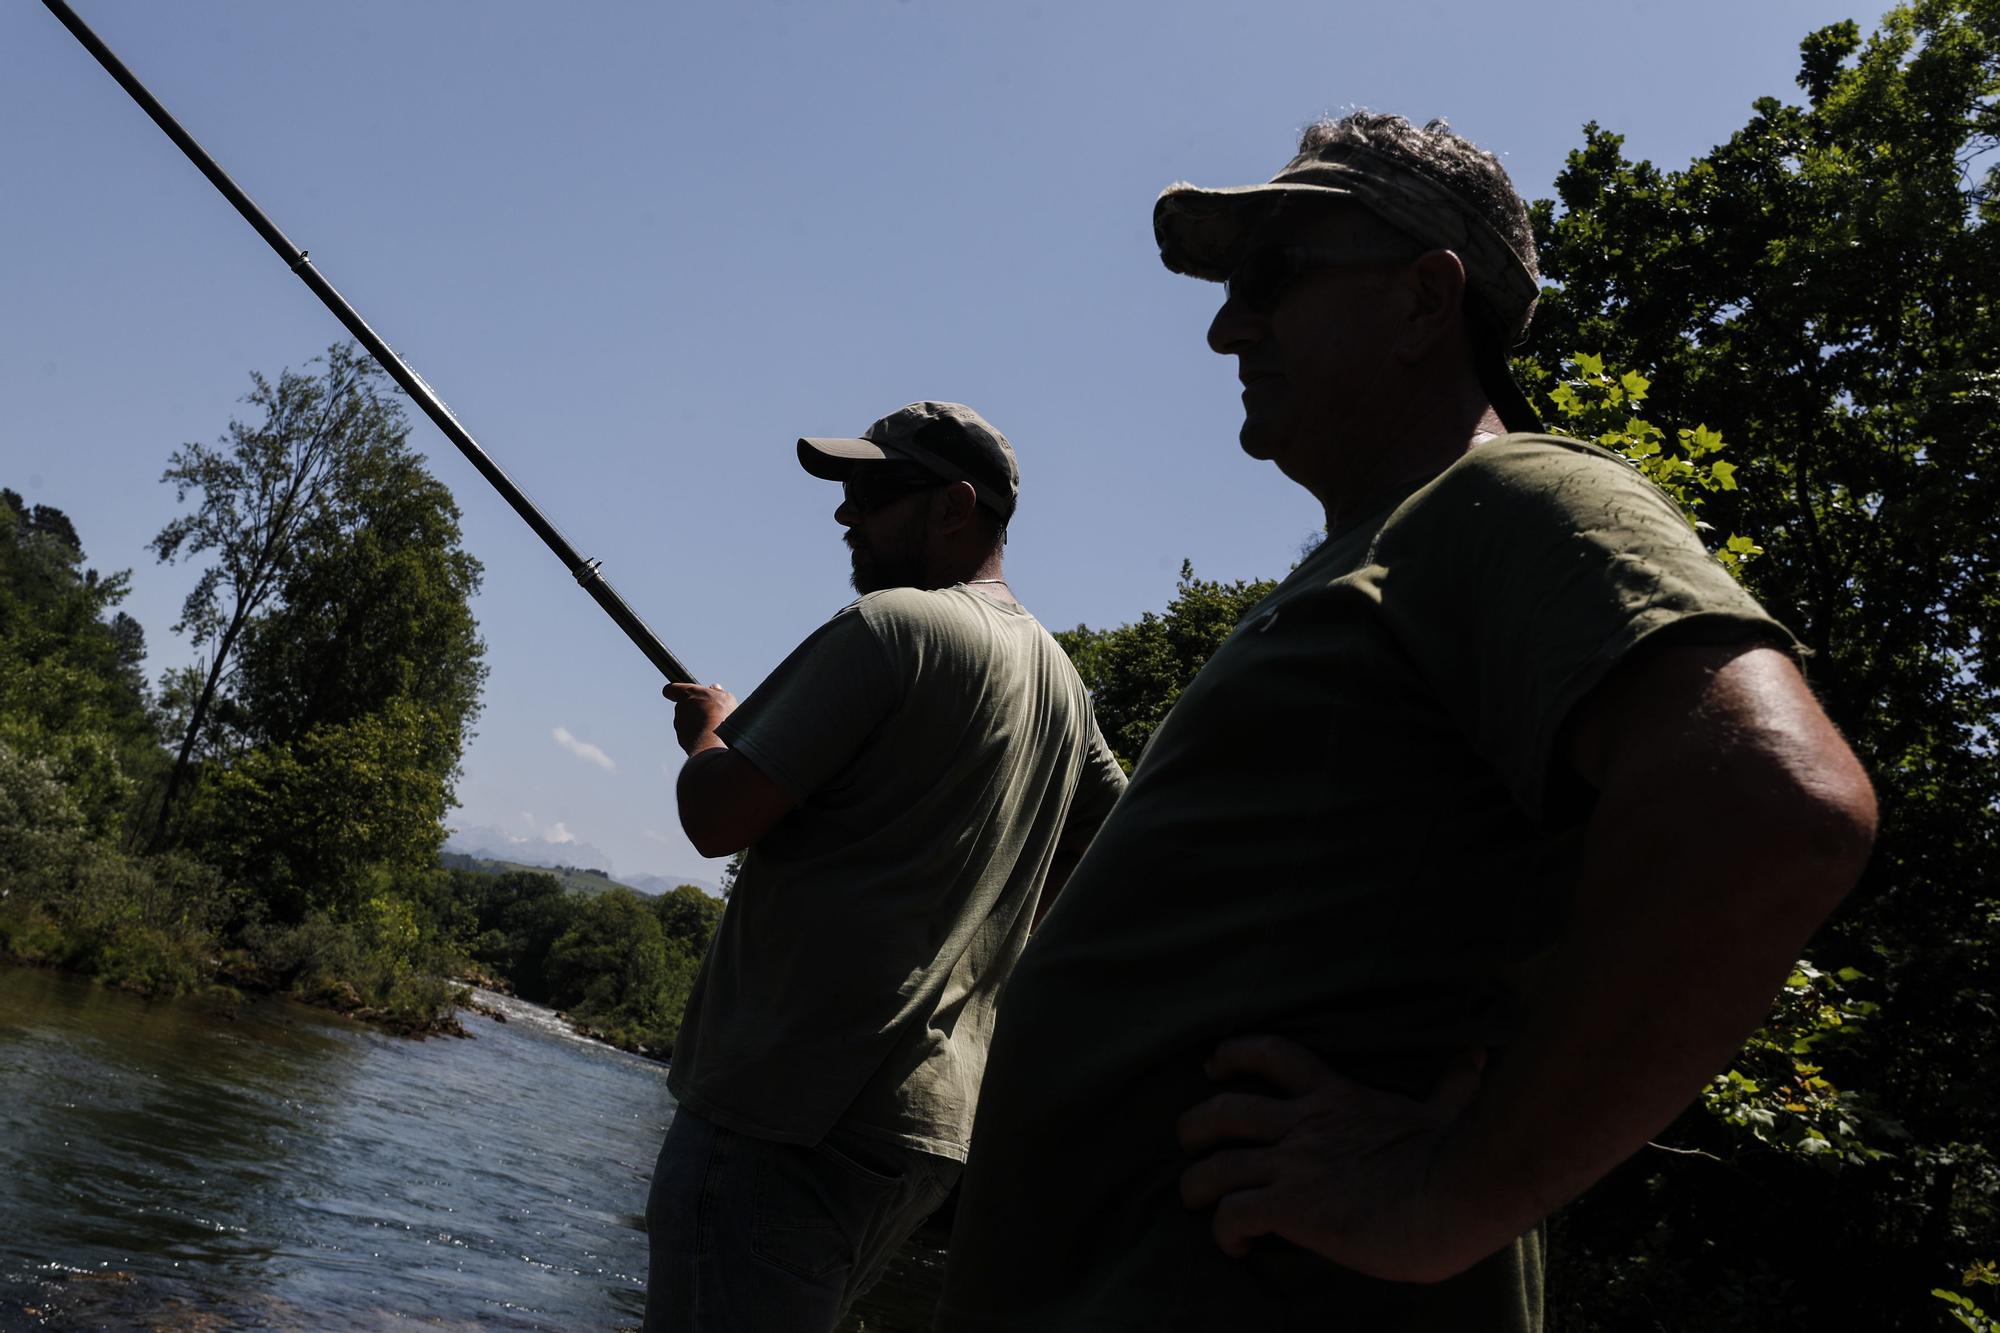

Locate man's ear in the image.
[1398,248,1469,362]
[933,479,980,535]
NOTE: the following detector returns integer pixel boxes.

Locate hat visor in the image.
[797,435,906,480]
[1154,181,1363,282]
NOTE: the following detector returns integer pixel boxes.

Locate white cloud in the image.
[553,726,615,772]
[548,821,578,845]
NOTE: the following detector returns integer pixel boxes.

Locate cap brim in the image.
[1153,181,1361,282]
[798,436,903,480]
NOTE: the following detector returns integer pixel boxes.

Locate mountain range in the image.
[443,824,718,897]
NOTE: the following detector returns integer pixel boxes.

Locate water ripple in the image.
[1,969,663,1330]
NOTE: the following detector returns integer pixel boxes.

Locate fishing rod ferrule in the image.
[574,558,603,586]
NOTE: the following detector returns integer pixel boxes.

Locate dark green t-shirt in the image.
[938,437,1798,1331]
[667,585,1125,1162]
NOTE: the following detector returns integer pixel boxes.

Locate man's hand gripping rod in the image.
[42,0,696,685]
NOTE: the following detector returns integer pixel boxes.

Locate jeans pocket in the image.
[750,1138,903,1282]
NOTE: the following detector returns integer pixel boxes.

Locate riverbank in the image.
[0,899,472,1039]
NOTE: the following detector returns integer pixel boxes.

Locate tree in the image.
[545,887,703,1053]
[182,698,457,923]
[227,437,486,776]
[1517,2,1998,1323]
[1056,563,1276,769]
[456,867,583,1002]
[652,883,724,958]
[160,344,486,924]
[0,490,159,839]
[149,344,404,847]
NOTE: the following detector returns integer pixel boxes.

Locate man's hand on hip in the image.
[1176,1034,1496,1283]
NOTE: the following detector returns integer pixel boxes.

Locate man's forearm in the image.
[1429,773,1875,1261]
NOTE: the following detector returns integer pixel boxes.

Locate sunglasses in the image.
[841,471,947,514]
[1223,241,1423,313]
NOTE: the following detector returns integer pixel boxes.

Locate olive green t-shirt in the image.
[938,437,1800,1331]
[666,585,1126,1162]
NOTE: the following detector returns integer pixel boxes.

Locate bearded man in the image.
[644,401,1125,1333]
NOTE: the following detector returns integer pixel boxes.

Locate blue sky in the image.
[4,0,1863,884]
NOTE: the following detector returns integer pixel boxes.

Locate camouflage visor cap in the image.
[1153,141,1540,345]
[798,401,1019,519]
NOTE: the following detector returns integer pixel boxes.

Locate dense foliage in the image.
[456,872,720,1054]
[1519,4,1998,1325]
[0,489,162,840]
[1056,565,1274,770]
[0,488,218,994]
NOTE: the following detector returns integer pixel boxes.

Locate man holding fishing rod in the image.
[645,402,1126,1332]
[937,113,1878,1330]
[29,10,1118,1325]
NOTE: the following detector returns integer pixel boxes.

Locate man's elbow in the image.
[677,795,751,859]
[674,749,792,858]
[1803,763,1878,900]
[683,821,748,860]
[1755,750,1879,923]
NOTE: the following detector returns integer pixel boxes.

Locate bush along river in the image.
[0,966,946,1331]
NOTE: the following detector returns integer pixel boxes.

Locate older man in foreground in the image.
[938,113,1877,1331]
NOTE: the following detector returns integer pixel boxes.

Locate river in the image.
[0,966,945,1331]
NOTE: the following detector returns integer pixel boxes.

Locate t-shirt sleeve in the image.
[1375,437,1802,821]
[715,604,903,803]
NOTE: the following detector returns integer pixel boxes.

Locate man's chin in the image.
[1238,420,1281,462]
[850,558,893,596]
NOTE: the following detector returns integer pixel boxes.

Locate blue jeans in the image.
[643,1107,960,1333]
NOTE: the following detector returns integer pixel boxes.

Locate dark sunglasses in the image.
[841,471,947,514]
[1223,241,1423,313]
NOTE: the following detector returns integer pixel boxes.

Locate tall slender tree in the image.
[148,344,399,847]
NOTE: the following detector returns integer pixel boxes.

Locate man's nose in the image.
[1207,294,1262,355]
[834,497,861,528]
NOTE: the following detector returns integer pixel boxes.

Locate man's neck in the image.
[960,562,1018,604]
[919,553,1017,604]
[1316,396,1505,532]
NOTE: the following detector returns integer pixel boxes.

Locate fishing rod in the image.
[41,0,697,685]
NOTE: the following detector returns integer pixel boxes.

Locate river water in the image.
[0,967,945,1331]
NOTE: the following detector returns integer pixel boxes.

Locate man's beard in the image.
[848,525,927,594]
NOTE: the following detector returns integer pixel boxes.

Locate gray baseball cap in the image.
[799,401,1020,520]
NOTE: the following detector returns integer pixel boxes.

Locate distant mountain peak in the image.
[444,824,613,873]
[443,824,719,898]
